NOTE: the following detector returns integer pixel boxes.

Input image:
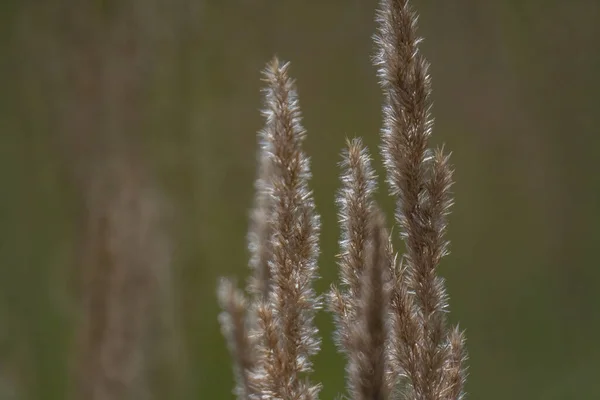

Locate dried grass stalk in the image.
[220,1,468,399]
[375,0,467,398]
[254,57,322,400]
[330,139,391,400]
[219,58,322,400]
[330,138,378,352]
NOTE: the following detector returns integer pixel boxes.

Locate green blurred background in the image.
[1,0,600,399]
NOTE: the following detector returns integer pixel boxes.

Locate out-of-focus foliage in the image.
[1,0,599,399]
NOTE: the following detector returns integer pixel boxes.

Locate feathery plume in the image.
[252,57,322,400]
[330,138,378,351]
[219,1,469,398]
[330,139,390,400]
[440,327,467,400]
[375,0,467,398]
[387,255,421,398]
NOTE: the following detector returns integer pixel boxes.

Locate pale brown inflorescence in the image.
[329,139,390,400]
[375,0,467,398]
[219,1,467,399]
[219,58,322,400]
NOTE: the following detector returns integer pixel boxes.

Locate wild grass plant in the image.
[218,1,468,399]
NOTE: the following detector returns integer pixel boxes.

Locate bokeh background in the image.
[1,0,600,399]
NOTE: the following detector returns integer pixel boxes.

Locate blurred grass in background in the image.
[1,0,600,399]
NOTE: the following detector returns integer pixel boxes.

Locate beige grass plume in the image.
[218,57,322,400]
[329,138,391,400]
[375,0,467,398]
[219,1,468,399]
